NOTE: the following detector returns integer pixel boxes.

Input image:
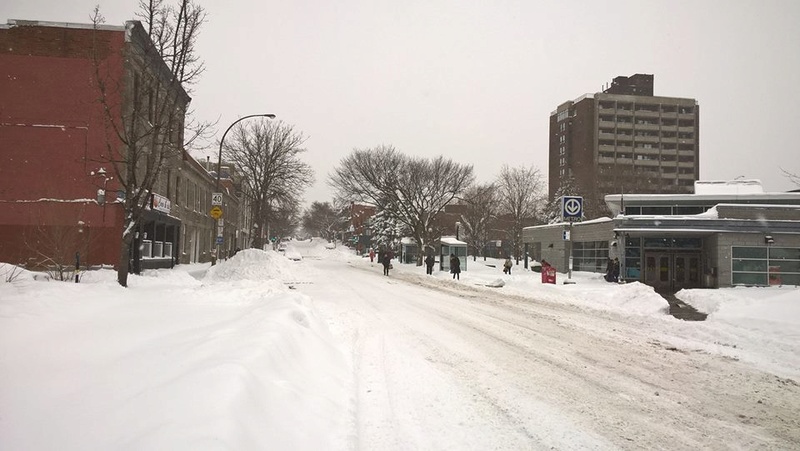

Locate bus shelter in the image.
[439,237,467,272]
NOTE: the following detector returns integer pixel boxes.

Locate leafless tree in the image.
[301,202,346,241]
[222,120,314,249]
[459,183,498,260]
[782,168,800,188]
[267,201,302,245]
[91,1,208,286]
[496,164,546,262]
[329,145,474,265]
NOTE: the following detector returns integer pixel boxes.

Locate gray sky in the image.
[3,0,800,204]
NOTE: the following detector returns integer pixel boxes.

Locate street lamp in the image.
[214,113,275,263]
[216,114,276,190]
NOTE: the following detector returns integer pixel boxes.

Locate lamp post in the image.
[214,113,275,263]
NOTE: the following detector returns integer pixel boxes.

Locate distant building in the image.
[549,74,699,218]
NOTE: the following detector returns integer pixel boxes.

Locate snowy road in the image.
[295,251,800,449]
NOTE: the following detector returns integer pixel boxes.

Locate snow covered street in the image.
[2,239,799,450]
[298,244,800,449]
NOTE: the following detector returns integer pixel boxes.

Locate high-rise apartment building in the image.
[549,74,699,218]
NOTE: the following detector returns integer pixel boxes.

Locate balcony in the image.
[635,134,660,143]
[634,122,660,132]
[633,109,659,118]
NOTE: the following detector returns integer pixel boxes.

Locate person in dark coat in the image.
[604,258,614,282]
[425,254,435,275]
[449,254,461,280]
[382,250,392,276]
[611,258,620,282]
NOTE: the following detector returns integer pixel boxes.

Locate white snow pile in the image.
[678,285,800,337]
[205,248,299,284]
[0,253,351,450]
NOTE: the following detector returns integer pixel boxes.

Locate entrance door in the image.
[673,253,701,290]
[644,252,701,291]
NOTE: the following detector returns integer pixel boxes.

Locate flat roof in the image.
[3,19,126,32]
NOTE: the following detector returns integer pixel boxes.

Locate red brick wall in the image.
[0,23,126,267]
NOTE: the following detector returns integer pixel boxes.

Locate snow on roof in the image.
[523,217,613,231]
[440,237,467,245]
[400,237,417,245]
[694,179,764,195]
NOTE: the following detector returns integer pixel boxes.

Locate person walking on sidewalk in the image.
[425,254,435,275]
[449,254,461,280]
[503,256,513,275]
[382,250,392,276]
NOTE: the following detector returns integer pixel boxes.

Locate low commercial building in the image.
[523,181,800,289]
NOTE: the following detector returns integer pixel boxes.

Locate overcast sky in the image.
[3,0,799,205]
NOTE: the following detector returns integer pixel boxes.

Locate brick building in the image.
[550,74,700,218]
[0,19,226,271]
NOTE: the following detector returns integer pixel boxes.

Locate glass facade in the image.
[732,246,800,286]
[572,241,609,272]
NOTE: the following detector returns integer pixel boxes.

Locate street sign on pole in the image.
[561,196,583,222]
[211,192,223,206]
[215,236,223,245]
[210,206,223,219]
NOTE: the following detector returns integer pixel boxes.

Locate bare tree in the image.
[223,120,314,249]
[267,201,302,245]
[330,145,474,265]
[91,1,207,286]
[496,164,546,262]
[782,168,800,188]
[301,202,345,241]
[459,183,498,260]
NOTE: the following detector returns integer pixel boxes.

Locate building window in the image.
[732,246,800,286]
[572,241,610,273]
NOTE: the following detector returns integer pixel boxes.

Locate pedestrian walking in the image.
[369,248,375,263]
[503,257,513,275]
[382,250,392,276]
[449,253,461,280]
[425,254,435,275]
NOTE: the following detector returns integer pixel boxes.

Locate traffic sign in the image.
[210,206,223,219]
[211,192,223,206]
[215,236,223,245]
[561,196,583,221]
[563,230,571,241]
